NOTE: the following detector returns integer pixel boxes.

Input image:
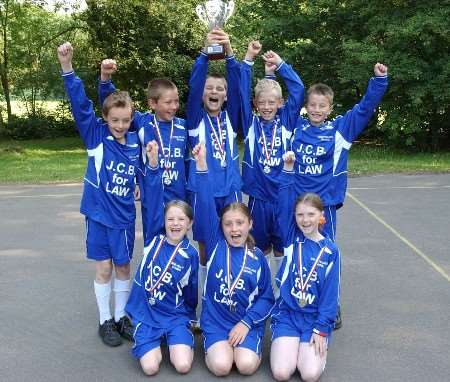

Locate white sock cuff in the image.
[94,280,112,297]
[273,256,283,263]
[113,278,130,293]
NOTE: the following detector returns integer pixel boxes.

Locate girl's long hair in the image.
[220,202,255,250]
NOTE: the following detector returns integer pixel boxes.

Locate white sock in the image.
[272,256,284,275]
[94,280,112,325]
[196,265,207,321]
[113,278,130,321]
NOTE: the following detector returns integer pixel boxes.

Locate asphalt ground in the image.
[0,173,449,381]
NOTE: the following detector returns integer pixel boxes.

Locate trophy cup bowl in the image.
[196,0,235,60]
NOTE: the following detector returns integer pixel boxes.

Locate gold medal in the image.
[296,242,328,309]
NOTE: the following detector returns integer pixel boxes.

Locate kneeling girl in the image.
[126,141,199,376]
[192,143,275,376]
[270,151,340,382]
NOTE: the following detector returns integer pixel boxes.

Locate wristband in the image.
[313,328,327,337]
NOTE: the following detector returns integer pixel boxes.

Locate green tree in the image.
[82,0,204,112]
[235,0,450,151]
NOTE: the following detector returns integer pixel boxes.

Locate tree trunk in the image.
[0,68,12,123]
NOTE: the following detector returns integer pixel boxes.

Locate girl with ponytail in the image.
[270,151,341,382]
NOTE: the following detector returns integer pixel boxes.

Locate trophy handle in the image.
[224,1,235,23]
[195,5,209,27]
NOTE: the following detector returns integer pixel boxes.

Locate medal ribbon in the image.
[259,117,278,163]
[297,242,327,293]
[147,236,182,295]
[226,243,248,300]
[206,114,226,162]
[152,117,174,171]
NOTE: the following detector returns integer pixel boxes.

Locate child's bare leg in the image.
[234,347,260,375]
[140,347,163,376]
[205,340,234,376]
[270,337,300,381]
[297,342,327,382]
[169,344,194,374]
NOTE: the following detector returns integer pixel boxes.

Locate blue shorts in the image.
[132,321,194,359]
[271,302,331,344]
[85,218,135,266]
[203,325,264,356]
[190,189,242,242]
[322,205,337,242]
[248,196,283,253]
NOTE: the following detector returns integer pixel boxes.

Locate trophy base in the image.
[206,44,225,60]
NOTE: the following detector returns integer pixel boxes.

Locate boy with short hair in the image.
[291,63,388,240]
[291,62,389,328]
[186,29,241,263]
[57,42,138,347]
[99,61,189,246]
[240,41,304,273]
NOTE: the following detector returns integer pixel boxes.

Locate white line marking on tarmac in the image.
[349,186,450,190]
[347,192,450,283]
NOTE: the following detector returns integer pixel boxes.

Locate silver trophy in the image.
[196,0,235,59]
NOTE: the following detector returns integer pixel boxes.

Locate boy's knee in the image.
[95,261,113,282]
[115,263,130,279]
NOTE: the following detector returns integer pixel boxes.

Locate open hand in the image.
[310,333,327,357]
[228,321,249,347]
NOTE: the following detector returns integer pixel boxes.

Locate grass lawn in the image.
[0,137,449,184]
[0,137,86,184]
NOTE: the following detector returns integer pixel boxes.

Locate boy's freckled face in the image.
[149,89,179,122]
[306,93,332,127]
[202,77,227,116]
[104,106,133,144]
[254,90,283,122]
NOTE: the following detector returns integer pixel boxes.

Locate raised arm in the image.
[98,59,118,107]
[337,63,389,142]
[239,41,262,136]
[276,151,298,246]
[186,37,210,132]
[192,143,221,258]
[57,42,101,148]
[224,31,241,131]
[141,141,165,241]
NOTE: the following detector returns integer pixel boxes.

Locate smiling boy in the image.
[58,42,140,347]
[98,61,189,246]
